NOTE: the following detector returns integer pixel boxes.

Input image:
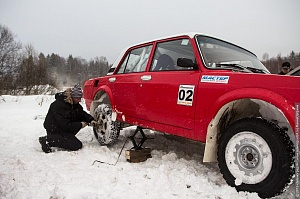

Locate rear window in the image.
[116,45,153,74]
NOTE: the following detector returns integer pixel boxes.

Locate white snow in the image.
[0,95,296,198]
[235,178,243,186]
[111,111,117,122]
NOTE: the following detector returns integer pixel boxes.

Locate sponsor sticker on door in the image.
[177,85,195,106]
[201,75,229,83]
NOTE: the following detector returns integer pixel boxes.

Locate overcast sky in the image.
[1,0,300,64]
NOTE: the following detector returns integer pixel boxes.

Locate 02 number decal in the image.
[178,90,193,101]
[177,85,195,106]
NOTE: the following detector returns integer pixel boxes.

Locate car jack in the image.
[126,126,152,163]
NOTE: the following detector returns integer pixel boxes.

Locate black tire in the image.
[217,118,295,198]
[93,104,120,145]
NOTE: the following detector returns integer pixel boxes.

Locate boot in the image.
[39,136,52,153]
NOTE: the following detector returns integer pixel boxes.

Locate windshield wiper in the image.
[215,64,268,74]
[215,63,252,73]
[245,66,269,74]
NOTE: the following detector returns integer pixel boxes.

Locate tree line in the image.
[0,24,110,95]
[1,24,300,95]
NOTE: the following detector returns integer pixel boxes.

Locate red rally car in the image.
[83,33,300,198]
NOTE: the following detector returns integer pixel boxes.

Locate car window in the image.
[289,67,300,76]
[116,45,153,74]
[291,70,300,76]
[150,39,196,71]
[196,35,269,73]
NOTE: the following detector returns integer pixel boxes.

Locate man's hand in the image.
[81,122,88,128]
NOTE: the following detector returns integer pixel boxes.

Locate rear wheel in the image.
[217,118,295,198]
[93,104,120,145]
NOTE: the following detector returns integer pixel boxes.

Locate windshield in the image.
[196,35,269,73]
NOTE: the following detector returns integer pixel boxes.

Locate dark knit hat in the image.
[71,85,83,98]
[282,62,291,69]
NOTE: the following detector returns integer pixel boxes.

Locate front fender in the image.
[203,88,295,163]
[209,88,295,129]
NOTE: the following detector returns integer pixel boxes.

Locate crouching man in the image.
[39,85,95,153]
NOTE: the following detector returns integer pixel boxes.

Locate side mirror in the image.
[177,58,196,68]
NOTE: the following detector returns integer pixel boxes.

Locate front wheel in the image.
[93,104,120,145]
[217,118,295,198]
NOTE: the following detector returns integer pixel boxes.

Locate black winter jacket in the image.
[44,90,94,135]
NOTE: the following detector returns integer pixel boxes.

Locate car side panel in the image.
[137,71,200,131]
[110,73,141,117]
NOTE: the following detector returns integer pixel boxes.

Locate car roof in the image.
[110,32,255,70]
[126,32,211,48]
[110,33,211,69]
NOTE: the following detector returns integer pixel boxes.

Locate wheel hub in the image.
[225,131,272,184]
[94,105,110,137]
[234,138,265,176]
[96,113,107,135]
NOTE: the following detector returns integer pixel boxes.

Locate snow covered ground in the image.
[0,95,296,198]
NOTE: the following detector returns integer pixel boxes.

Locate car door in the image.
[137,38,200,130]
[112,44,153,117]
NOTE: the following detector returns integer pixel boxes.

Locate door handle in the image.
[141,75,152,81]
[109,77,116,82]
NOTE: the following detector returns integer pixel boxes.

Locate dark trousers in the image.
[46,133,82,151]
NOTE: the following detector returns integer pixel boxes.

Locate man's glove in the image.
[89,120,98,127]
[81,122,88,128]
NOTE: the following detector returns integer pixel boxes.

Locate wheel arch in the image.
[203,88,296,162]
[90,86,114,118]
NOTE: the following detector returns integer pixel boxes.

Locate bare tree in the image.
[15,44,38,94]
[0,25,22,94]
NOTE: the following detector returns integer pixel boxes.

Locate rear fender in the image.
[90,86,114,117]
